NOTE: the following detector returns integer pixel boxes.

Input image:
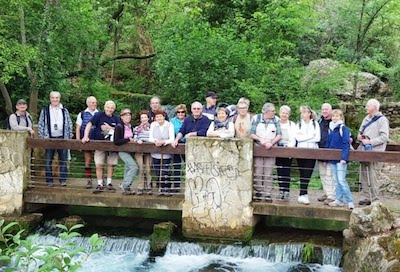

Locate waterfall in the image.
[165,242,341,266]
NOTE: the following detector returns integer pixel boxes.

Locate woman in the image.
[276,105,296,201]
[149,109,175,195]
[294,106,320,205]
[114,109,138,195]
[133,110,152,195]
[326,109,354,209]
[170,104,187,193]
[234,101,252,138]
[206,107,235,138]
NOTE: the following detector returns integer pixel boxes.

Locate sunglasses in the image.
[177,111,186,114]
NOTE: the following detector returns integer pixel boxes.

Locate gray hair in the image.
[150,96,161,104]
[49,91,61,99]
[191,101,202,108]
[238,97,250,107]
[367,99,380,110]
[280,105,291,114]
[262,103,275,113]
[104,100,116,109]
[86,96,97,104]
[321,103,332,110]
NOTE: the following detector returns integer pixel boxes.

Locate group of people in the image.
[7,91,389,207]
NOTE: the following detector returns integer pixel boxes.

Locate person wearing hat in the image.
[9,99,34,137]
[114,108,138,195]
[206,106,235,138]
[202,91,218,120]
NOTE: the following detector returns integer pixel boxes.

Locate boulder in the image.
[349,202,394,238]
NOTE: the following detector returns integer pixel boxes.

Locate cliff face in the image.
[342,202,400,272]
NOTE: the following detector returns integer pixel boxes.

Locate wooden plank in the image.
[27,138,400,163]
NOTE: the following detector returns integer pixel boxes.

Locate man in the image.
[250,103,282,202]
[202,91,218,120]
[9,99,35,137]
[38,91,73,187]
[81,100,120,193]
[76,96,98,189]
[357,99,389,206]
[171,101,211,147]
[317,103,336,204]
[149,96,169,123]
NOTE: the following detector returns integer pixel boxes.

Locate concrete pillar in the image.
[0,130,29,215]
[182,137,256,240]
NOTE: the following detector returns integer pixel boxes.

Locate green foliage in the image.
[302,242,314,263]
[0,219,104,272]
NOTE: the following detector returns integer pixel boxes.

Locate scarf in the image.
[329,120,344,131]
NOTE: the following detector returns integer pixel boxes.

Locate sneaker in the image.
[348,203,355,210]
[147,189,153,195]
[324,198,335,205]
[47,182,54,187]
[298,195,310,205]
[107,183,116,192]
[317,194,327,202]
[283,192,290,201]
[119,183,132,195]
[136,189,144,195]
[358,199,371,206]
[93,185,104,194]
[86,180,93,189]
[328,201,345,207]
[60,181,67,187]
[264,195,273,203]
[276,191,285,201]
[254,192,263,202]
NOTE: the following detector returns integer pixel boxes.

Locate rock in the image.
[150,221,176,256]
[60,215,85,229]
[303,58,388,101]
[350,202,394,237]
[1,213,43,238]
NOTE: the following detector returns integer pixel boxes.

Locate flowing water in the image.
[30,234,342,272]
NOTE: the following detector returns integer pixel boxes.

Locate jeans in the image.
[118,152,138,189]
[45,149,68,183]
[152,158,171,189]
[330,162,353,204]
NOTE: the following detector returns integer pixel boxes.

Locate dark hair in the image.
[139,110,150,118]
[153,109,166,117]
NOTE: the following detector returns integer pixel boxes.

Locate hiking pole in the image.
[365,163,372,202]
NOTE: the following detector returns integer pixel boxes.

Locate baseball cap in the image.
[16,99,27,105]
[206,91,217,99]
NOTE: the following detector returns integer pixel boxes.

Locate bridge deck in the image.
[24,179,400,222]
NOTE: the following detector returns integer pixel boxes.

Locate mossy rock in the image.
[150,221,176,256]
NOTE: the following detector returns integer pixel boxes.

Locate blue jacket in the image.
[326,124,350,163]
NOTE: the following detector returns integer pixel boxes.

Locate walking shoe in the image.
[348,203,355,210]
[147,188,153,195]
[85,180,93,189]
[264,195,273,203]
[60,181,67,187]
[358,199,371,206]
[317,194,327,202]
[328,201,345,207]
[254,192,263,202]
[283,192,290,201]
[276,191,285,201]
[323,198,335,205]
[119,183,132,195]
[298,195,310,205]
[107,183,116,192]
[136,189,144,195]
[47,182,54,187]
[93,185,104,194]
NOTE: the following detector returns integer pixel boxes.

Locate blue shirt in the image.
[178,115,211,142]
[90,112,120,140]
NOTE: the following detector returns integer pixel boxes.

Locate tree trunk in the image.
[0,82,13,115]
[136,24,154,94]
[19,5,39,119]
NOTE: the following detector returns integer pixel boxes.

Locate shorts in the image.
[94,150,118,165]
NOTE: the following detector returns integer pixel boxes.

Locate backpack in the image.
[5,113,33,130]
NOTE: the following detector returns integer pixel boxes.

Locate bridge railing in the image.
[26,138,400,198]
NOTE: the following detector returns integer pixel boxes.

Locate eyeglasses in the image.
[192,108,201,110]
[237,107,247,110]
[177,111,186,114]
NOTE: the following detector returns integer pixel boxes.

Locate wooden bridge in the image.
[23,138,400,225]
